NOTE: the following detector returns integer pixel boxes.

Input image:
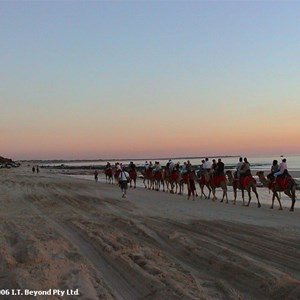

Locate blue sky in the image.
[1,1,300,159]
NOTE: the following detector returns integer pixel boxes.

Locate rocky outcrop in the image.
[0,156,20,168]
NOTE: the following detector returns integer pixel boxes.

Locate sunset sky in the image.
[1,1,300,160]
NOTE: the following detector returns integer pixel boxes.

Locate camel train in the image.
[102,160,297,211]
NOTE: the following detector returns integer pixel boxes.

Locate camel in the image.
[180,171,198,197]
[141,169,153,189]
[152,169,165,192]
[226,170,261,208]
[128,169,137,188]
[113,168,121,185]
[163,168,172,193]
[197,170,212,199]
[104,167,113,184]
[256,171,296,211]
[210,173,228,203]
[168,168,183,194]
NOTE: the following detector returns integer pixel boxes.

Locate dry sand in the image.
[0,166,300,300]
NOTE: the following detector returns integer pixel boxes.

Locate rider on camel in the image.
[211,159,217,174]
[267,160,279,181]
[166,159,175,171]
[148,161,154,171]
[203,158,212,171]
[181,162,187,174]
[214,158,225,176]
[197,160,205,178]
[186,160,193,172]
[128,161,136,171]
[273,158,289,179]
[144,161,149,170]
[235,157,243,178]
[240,157,251,177]
[153,161,161,172]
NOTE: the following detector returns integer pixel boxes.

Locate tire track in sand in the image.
[19,182,152,300]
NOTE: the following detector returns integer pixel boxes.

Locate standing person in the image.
[187,174,196,200]
[119,167,130,198]
[94,170,99,182]
[36,166,39,174]
[32,166,35,173]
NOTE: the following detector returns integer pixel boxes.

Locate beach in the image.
[1,166,300,300]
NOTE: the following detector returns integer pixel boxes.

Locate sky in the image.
[1,1,300,160]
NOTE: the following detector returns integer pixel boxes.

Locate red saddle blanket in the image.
[182,173,190,183]
[211,174,226,186]
[144,169,152,177]
[154,171,162,180]
[129,170,137,178]
[269,176,290,190]
[239,176,253,187]
[170,171,178,181]
[105,169,112,176]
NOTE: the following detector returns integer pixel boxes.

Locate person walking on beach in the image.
[94,170,99,182]
[32,166,35,173]
[119,167,130,198]
[187,174,196,200]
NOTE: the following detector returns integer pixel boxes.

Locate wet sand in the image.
[0,166,300,299]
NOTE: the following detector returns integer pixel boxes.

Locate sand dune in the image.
[0,166,300,299]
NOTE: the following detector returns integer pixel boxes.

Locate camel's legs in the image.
[252,187,261,208]
[246,189,251,207]
[272,192,282,210]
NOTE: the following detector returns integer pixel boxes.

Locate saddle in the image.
[211,174,226,186]
[182,172,190,183]
[274,176,290,190]
[170,171,178,181]
[105,168,112,176]
[154,171,162,180]
[239,175,253,188]
[129,170,137,178]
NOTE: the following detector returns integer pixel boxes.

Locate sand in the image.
[0,166,300,300]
